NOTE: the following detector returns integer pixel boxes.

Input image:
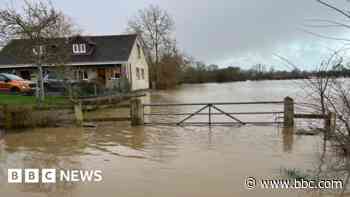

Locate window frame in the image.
[141,68,145,80]
[83,70,88,80]
[76,70,89,80]
[72,43,87,54]
[136,67,140,80]
[72,44,79,54]
[79,44,86,53]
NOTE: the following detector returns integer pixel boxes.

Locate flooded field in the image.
[0,80,332,197]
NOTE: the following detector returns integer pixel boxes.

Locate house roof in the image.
[0,34,138,68]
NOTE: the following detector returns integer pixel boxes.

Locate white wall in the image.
[128,39,149,91]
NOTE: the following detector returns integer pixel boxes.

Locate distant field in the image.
[0,94,68,106]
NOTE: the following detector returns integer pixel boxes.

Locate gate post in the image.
[130,98,144,126]
[284,97,294,128]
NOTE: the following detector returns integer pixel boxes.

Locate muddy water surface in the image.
[0,80,328,197]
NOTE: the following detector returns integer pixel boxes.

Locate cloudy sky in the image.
[2,0,350,70]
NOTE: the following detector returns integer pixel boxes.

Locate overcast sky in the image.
[2,0,350,70]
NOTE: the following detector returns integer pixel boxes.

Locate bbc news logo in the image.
[8,169,103,183]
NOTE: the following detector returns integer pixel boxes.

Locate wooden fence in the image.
[0,97,337,132]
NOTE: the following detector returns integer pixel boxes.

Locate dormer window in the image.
[32,45,45,56]
[73,43,86,54]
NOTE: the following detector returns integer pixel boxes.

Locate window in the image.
[83,70,88,80]
[0,75,6,82]
[136,68,140,80]
[2,73,23,80]
[114,72,121,79]
[141,69,145,80]
[137,44,141,59]
[76,70,88,80]
[80,44,86,53]
[73,44,79,53]
[113,67,121,79]
[73,43,86,54]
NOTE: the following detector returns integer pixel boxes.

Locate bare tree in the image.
[310,0,350,141]
[312,61,350,196]
[127,4,175,89]
[0,0,76,103]
[266,1,350,194]
[157,40,185,89]
[277,51,350,195]
[316,0,350,19]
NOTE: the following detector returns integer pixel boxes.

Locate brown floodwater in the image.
[0,80,333,197]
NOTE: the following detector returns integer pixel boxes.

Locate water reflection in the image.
[0,128,84,196]
[282,127,294,153]
[0,124,317,197]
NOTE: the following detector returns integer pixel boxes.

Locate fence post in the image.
[284,97,294,128]
[94,84,98,96]
[130,98,144,126]
[74,103,84,126]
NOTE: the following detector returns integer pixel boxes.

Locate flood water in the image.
[0,80,331,197]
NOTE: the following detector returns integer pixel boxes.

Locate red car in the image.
[0,73,36,94]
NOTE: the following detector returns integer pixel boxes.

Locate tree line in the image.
[179,62,350,84]
[127,5,350,89]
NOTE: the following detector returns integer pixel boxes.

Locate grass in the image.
[0,94,69,106]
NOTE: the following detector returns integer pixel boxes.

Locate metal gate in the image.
[142,101,284,126]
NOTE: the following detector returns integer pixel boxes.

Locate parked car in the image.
[44,72,78,93]
[0,73,36,94]
[44,72,65,92]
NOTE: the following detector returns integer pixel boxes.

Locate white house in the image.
[0,34,149,91]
